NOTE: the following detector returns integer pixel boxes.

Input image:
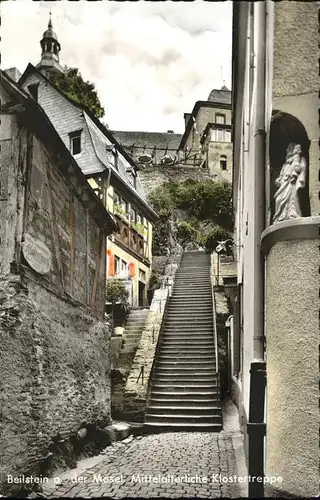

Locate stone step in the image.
[148,398,220,407]
[149,391,220,400]
[156,362,217,369]
[145,414,222,425]
[151,382,218,390]
[159,347,216,353]
[154,367,218,374]
[123,339,140,347]
[172,294,211,298]
[125,320,147,326]
[173,283,210,287]
[164,319,213,324]
[125,327,146,332]
[154,366,218,376]
[160,342,215,349]
[168,304,213,309]
[120,347,137,354]
[162,330,214,336]
[161,338,214,345]
[146,406,221,416]
[167,310,212,315]
[158,356,217,363]
[144,422,222,432]
[174,282,211,287]
[153,376,218,383]
[174,280,210,283]
[169,298,212,303]
[164,320,213,325]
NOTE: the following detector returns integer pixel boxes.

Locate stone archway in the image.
[269,111,311,221]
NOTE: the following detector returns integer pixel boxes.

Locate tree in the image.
[106,279,129,326]
[148,180,234,255]
[48,67,105,118]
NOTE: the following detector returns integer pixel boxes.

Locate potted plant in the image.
[106,278,129,334]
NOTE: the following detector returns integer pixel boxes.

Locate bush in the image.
[106,279,129,328]
[149,179,234,255]
[175,220,199,246]
[106,278,129,305]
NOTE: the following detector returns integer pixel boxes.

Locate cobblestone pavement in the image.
[45,431,246,499]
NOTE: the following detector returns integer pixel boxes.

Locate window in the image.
[69,130,82,155]
[220,155,227,171]
[120,198,128,214]
[225,130,231,142]
[114,256,120,275]
[215,113,226,125]
[130,207,136,224]
[28,84,39,101]
[211,129,231,143]
[120,259,128,279]
[139,269,146,282]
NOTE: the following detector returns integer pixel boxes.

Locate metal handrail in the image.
[211,272,219,374]
[136,365,144,384]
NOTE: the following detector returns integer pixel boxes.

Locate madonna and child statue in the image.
[273,143,307,224]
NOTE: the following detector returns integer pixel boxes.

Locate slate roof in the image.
[0,70,116,233]
[18,64,156,220]
[208,88,232,105]
[85,115,147,204]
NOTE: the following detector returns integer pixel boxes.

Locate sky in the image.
[1,0,232,133]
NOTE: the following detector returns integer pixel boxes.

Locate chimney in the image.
[4,67,22,83]
[184,113,191,130]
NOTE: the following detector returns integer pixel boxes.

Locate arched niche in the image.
[269,110,311,222]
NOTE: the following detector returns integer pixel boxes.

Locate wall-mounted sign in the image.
[22,233,52,275]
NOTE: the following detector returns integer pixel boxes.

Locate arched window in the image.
[220,154,227,170]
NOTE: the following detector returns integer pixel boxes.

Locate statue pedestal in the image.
[261,217,319,498]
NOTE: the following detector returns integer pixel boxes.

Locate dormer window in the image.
[69,130,82,155]
[28,84,39,101]
[215,113,226,124]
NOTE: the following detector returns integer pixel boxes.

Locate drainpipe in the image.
[247,2,267,498]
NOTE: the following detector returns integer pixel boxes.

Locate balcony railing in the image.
[114,213,148,260]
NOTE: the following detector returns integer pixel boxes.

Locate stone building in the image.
[228,1,319,497]
[0,71,116,495]
[111,88,232,198]
[178,88,232,182]
[16,18,157,308]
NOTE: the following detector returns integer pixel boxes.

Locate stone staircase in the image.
[145,251,222,431]
[120,307,149,357]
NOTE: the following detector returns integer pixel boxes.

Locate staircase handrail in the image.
[211,278,219,374]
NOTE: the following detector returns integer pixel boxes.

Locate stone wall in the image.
[0,86,112,495]
[0,277,111,496]
[273,1,319,216]
[121,246,182,421]
[262,219,319,498]
[139,164,216,197]
[207,141,233,183]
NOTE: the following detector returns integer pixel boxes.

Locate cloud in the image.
[1,0,232,132]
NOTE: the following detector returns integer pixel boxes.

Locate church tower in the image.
[36,13,64,75]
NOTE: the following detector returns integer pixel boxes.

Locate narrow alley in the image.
[42,426,246,499]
